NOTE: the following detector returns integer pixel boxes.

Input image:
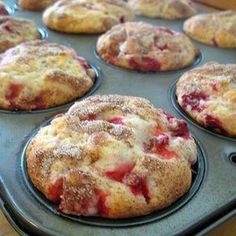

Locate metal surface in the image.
[0,0,236,235]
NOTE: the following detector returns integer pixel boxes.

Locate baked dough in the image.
[0,1,8,15]
[97,22,199,72]
[18,0,55,11]
[43,0,134,33]
[128,0,196,19]
[0,40,95,111]
[184,11,236,48]
[176,62,236,137]
[26,95,197,218]
[0,16,40,53]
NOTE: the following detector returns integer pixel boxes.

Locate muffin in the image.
[0,16,40,53]
[26,95,197,218]
[128,0,196,19]
[0,40,95,111]
[18,0,55,11]
[176,62,236,137]
[43,0,134,33]
[184,10,236,48]
[97,22,199,72]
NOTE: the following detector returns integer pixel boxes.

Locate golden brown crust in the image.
[0,40,95,111]
[176,62,236,137]
[97,22,199,72]
[18,0,55,11]
[128,0,196,19]
[0,16,40,53]
[43,0,134,33]
[184,11,236,48]
[27,95,197,218]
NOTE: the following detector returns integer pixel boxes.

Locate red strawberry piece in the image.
[128,176,151,203]
[171,120,190,139]
[163,111,175,121]
[181,91,209,112]
[211,38,218,47]
[147,132,177,159]
[204,114,227,134]
[76,56,90,75]
[105,162,135,182]
[154,144,177,159]
[104,54,118,64]
[107,117,124,125]
[95,189,110,216]
[5,83,23,101]
[129,56,161,71]
[0,5,8,15]
[47,177,63,203]
[119,16,125,23]
[156,44,169,51]
[210,83,218,91]
[31,96,46,109]
[86,114,97,121]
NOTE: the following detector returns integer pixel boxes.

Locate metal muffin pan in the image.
[0,0,236,235]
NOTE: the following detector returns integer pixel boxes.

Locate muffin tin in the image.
[0,0,236,235]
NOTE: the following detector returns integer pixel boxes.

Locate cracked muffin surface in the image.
[176,62,236,137]
[0,16,40,53]
[18,0,55,11]
[184,10,236,48]
[0,40,95,111]
[43,0,134,33]
[128,0,196,19]
[26,95,197,218]
[97,22,199,72]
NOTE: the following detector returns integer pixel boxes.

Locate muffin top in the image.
[184,10,236,47]
[26,95,197,218]
[97,22,199,71]
[176,62,236,137]
[43,0,134,33]
[0,40,95,111]
[0,16,40,53]
[128,0,196,19]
